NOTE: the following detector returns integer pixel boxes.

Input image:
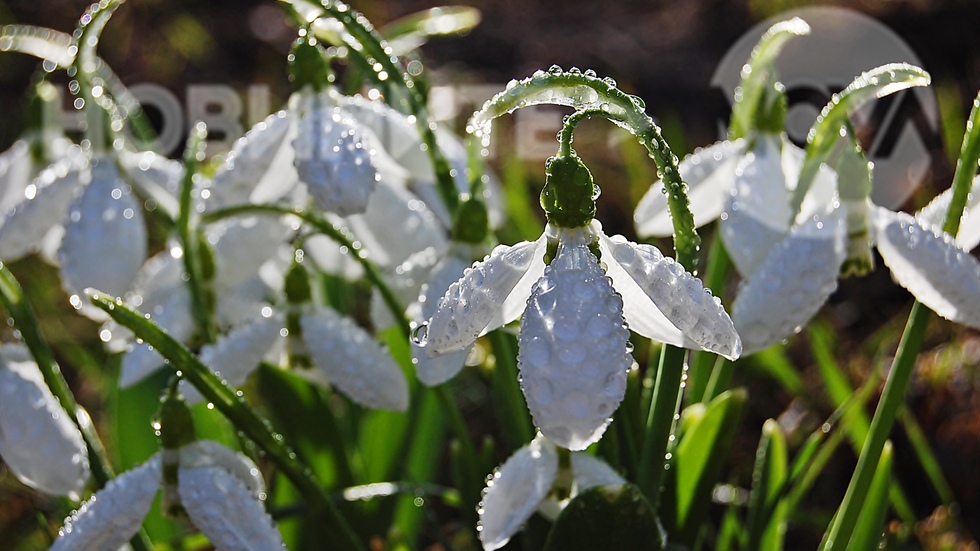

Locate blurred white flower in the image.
[0,344,89,499]
[478,435,625,551]
[51,440,284,551]
[420,220,740,450]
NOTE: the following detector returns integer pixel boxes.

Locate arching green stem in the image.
[469,68,700,270]
[793,64,931,222]
[728,18,809,141]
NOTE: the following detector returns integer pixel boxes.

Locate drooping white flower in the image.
[0,148,183,321]
[421,220,740,449]
[174,303,409,412]
[0,344,89,499]
[109,215,294,388]
[51,440,284,551]
[478,435,625,551]
[729,139,980,353]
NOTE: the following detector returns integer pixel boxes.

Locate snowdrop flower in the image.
[478,435,625,551]
[420,153,740,450]
[51,439,283,550]
[732,136,980,353]
[0,344,89,499]
[0,147,184,321]
[108,215,294,388]
[166,261,409,412]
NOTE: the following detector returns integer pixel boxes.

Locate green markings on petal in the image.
[793,63,931,218]
[729,17,810,141]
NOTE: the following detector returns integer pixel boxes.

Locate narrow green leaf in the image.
[662,389,747,546]
[848,442,893,551]
[543,484,663,551]
[716,504,745,551]
[746,420,788,551]
[381,6,481,55]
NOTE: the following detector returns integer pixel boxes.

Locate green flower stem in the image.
[202,204,408,337]
[88,291,366,551]
[468,69,700,270]
[793,64,931,220]
[823,88,980,551]
[285,0,460,216]
[0,265,153,551]
[71,0,128,153]
[488,331,534,451]
[636,343,687,509]
[176,123,216,344]
[700,356,732,404]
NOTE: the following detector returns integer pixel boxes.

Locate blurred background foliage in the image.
[1,0,979,549]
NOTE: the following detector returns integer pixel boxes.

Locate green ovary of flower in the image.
[541,151,598,228]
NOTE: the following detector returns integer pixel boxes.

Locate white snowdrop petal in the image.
[479,438,558,551]
[732,214,845,354]
[182,315,284,404]
[118,289,196,387]
[52,456,161,551]
[780,135,839,223]
[721,135,792,277]
[518,232,632,450]
[915,177,980,252]
[0,139,32,215]
[294,106,378,216]
[119,343,167,388]
[414,345,471,387]
[303,233,365,280]
[59,159,147,310]
[179,467,284,551]
[425,238,543,355]
[0,346,89,498]
[601,234,741,360]
[179,440,265,498]
[208,111,297,209]
[874,207,980,329]
[634,139,744,238]
[345,179,448,270]
[118,150,184,218]
[571,452,626,491]
[208,216,294,288]
[299,306,409,411]
[0,158,85,260]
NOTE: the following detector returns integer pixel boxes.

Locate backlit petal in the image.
[208,111,298,209]
[0,157,85,260]
[571,453,626,491]
[179,440,265,498]
[208,216,294,288]
[294,106,378,216]
[118,150,184,218]
[424,237,544,356]
[59,159,147,313]
[179,467,284,551]
[732,214,845,354]
[874,207,980,329]
[601,232,741,360]
[479,437,558,551]
[915,176,980,252]
[51,456,161,551]
[721,135,792,277]
[634,139,744,238]
[299,306,409,411]
[519,228,631,450]
[181,315,284,404]
[0,345,89,498]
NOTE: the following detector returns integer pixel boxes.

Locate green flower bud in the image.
[288,36,331,92]
[451,197,489,244]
